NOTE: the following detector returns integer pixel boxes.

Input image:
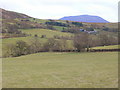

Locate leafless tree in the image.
[29,37,41,53]
[73,32,92,52]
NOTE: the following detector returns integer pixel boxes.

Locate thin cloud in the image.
[0,0,119,22]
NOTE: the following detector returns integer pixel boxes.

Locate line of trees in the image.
[73,32,118,52]
[3,32,118,57]
[3,37,69,57]
[45,21,69,27]
[71,22,83,27]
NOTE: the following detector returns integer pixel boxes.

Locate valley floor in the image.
[2,52,118,88]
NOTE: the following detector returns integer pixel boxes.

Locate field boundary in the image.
[39,49,120,52]
[89,49,120,52]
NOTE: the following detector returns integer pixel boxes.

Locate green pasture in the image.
[53,26,67,31]
[28,18,49,23]
[92,45,119,49]
[2,37,47,45]
[20,29,73,38]
[3,52,118,88]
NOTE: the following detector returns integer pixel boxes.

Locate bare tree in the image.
[73,33,91,52]
[3,43,16,57]
[15,40,29,56]
[29,37,41,53]
[98,33,112,46]
[4,40,29,57]
[43,38,68,51]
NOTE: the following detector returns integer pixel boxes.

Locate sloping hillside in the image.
[1,8,46,36]
[1,8,118,39]
[1,8,30,19]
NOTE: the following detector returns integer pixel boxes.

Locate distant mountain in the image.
[60,15,109,23]
[1,8,31,19]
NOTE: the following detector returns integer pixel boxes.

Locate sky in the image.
[0,0,119,22]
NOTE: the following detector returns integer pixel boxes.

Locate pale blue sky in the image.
[0,0,119,22]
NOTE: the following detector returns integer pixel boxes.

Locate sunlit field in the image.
[3,52,118,88]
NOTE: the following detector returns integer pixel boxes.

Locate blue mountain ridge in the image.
[60,15,109,23]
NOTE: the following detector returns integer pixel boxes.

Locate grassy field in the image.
[28,18,49,23]
[3,29,73,45]
[92,45,119,49]
[3,52,118,88]
[53,26,67,31]
[2,37,48,45]
[20,29,73,38]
